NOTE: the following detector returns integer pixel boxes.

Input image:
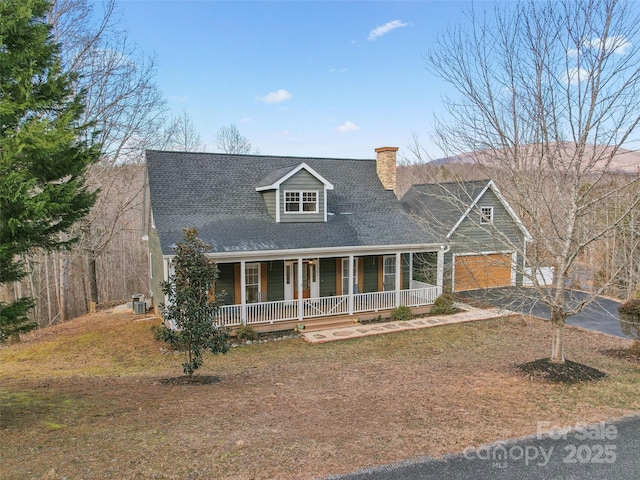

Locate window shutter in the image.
[234,264,241,305]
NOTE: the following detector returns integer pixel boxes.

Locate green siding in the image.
[319,258,337,296]
[262,190,277,220]
[451,189,524,255]
[266,260,284,301]
[148,213,165,308]
[363,256,379,293]
[280,169,325,223]
[413,252,438,284]
[446,188,526,288]
[216,263,236,305]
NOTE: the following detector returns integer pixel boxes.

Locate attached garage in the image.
[453,253,514,291]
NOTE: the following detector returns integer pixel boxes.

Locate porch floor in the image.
[301,305,513,344]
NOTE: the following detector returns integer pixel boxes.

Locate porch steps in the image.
[300,315,360,332]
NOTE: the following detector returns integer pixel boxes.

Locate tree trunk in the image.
[550,307,566,364]
[88,255,99,307]
[59,253,68,323]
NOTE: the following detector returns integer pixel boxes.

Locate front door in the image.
[294,261,311,299]
[285,260,319,300]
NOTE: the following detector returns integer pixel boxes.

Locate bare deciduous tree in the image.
[160,108,205,152]
[421,0,640,364]
[215,123,253,154]
[48,0,165,311]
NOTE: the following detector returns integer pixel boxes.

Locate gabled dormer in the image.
[256,162,334,223]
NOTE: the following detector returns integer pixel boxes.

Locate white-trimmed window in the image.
[284,190,318,213]
[383,255,396,291]
[245,263,260,303]
[480,206,493,224]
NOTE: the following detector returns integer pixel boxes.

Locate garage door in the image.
[454,254,513,291]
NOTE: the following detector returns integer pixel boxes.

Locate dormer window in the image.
[285,191,318,213]
[256,162,333,222]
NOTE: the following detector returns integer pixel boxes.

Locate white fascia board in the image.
[446,180,533,242]
[446,182,491,239]
[255,162,334,192]
[192,243,444,263]
[487,180,534,242]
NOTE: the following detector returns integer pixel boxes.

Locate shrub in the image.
[431,293,456,315]
[619,299,640,318]
[236,324,259,342]
[619,299,640,349]
[391,305,413,321]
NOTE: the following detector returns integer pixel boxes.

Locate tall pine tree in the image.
[0,0,99,341]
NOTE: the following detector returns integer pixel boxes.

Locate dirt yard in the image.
[1,309,639,479]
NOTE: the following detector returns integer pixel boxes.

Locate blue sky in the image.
[115,0,471,160]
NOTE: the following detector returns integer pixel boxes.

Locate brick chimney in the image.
[375,146,398,193]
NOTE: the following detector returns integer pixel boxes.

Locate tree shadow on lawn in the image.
[601,346,640,364]
[159,375,222,386]
[516,358,607,385]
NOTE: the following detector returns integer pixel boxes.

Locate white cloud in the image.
[256,89,292,104]
[368,20,409,41]
[589,35,632,55]
[335,121,360,133]
[330,67,348,73]
[569,36,632,56]
[562,66,591,85]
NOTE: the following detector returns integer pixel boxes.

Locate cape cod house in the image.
[401,180,533,292]
[144,147,447,331]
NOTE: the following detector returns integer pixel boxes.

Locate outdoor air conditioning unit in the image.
[132,294,145,314]
[133,301,145,315]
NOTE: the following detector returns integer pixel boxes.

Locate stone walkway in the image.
[301,305,514,344]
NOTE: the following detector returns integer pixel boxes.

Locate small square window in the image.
[480,207,493,224]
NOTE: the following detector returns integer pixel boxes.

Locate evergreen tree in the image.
[157,228,229,376]
[0,0,99,340]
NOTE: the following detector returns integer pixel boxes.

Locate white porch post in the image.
[409,253,414,288]
[240,260,247,325]
[395,252,402,307]
[297,257,303,322]
[348,254,354,315]
[437,249,445,295]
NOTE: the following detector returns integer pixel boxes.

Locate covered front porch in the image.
[209,249,444,329]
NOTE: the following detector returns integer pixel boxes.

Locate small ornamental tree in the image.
[157,228,229,376]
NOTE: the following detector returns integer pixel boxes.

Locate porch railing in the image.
[215,285,440,327]
[303,294,349,318]
[353,290,396,312]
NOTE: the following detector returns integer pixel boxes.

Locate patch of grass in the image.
[0,389,80,431]
[0,314,172,379]
[1,311,640,479]
[42,421,66,430]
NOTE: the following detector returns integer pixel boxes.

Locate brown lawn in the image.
[1,309,639,479]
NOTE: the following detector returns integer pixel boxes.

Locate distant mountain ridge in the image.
[425,144,640,174]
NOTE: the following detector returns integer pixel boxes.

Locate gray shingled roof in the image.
[146,150,437,256]
[400,180,492,237]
